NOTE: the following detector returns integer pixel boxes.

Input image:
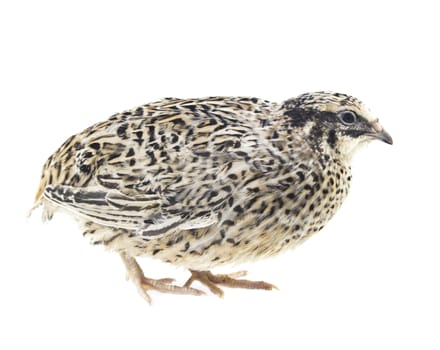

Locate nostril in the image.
[371,120,384,133]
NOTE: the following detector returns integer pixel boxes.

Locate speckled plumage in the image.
[34,92,392,301]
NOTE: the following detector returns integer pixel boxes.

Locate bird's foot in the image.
[137,276,204,304]
[183,269,278,298]
[120,252,204,304]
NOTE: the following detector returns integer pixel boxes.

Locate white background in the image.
[1,1,439,349]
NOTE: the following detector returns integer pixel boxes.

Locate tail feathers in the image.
[29,174,50,220]
[28,196,55,222]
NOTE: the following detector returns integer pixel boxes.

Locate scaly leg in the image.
[183,270,277,298]
[120,252,204,304]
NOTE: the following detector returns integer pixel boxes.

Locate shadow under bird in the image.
[32,91,393,303]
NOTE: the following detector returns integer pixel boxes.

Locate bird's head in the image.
[283,91,393,162]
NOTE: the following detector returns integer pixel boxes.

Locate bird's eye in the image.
[338,111,357,125]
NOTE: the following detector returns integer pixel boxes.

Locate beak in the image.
[370,120,393,145]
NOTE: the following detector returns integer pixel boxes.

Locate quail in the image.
[33,92,392,303]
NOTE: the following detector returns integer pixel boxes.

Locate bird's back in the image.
[35,96,276,205]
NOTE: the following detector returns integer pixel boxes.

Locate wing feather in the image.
[44,182,220,237]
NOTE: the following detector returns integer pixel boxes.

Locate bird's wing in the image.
[43,97,279,238]
[43,185,217,237]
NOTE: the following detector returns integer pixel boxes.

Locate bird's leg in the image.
[183,270,277,298]
[119,252,204,304]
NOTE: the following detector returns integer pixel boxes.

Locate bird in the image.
[32,91,393,303]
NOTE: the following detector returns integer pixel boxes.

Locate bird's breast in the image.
[239,160,351,255]
[144,159,353,269]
